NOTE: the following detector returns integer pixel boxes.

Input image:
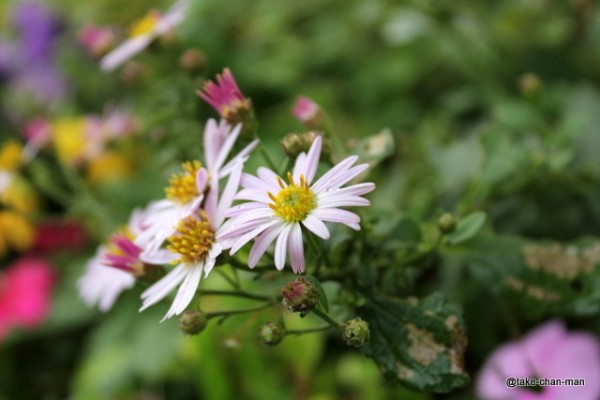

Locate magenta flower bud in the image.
[342,317,370,348]
[281,276,318,315]
[197,68,256,135]
[258,322,286,347]
[78,25,115,57]
[292,96,322,128]
[178,310,208,335]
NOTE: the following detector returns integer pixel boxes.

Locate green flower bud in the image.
[437,213,457,234]
[342,317,370,348]
[258,322,286,347]
[281,131,331,160]
[178,310,208,335]
[281,276,319,316]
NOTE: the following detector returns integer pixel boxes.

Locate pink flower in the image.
[292,96,322,127]
[78,25,115,57]
[197,68,251,120]
[476,320,600,400]
[0,257,55,342]
[33,219,87,253]
[218,136,375,273]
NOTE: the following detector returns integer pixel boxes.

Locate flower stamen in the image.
[167,211,215,264]
[268,173,316,223]
[165,161,202,204]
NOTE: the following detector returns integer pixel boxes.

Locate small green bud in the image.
[281,131,331,159]
[342,317,370,348]
[258,322,286,347]
[437,213,457,234]
[281,277,319,316]
[178,310,208,335]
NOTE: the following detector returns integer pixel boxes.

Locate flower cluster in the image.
[77,69,375,321]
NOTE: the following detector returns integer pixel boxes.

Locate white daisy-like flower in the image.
[77,208,148,311]
[139,160,244,321]
[218,135,375,273]
[100,0,190,72]
[134,119,257,254]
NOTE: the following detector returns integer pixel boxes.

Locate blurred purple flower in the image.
[1,1,67,106]
[476,320,600,400]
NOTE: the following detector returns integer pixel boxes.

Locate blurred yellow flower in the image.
[87,151,132,184]
[53,118,87,165]
[0,141,24,171]
[0,211,35,258]
[129,11,160,38]
[0,175,38,214]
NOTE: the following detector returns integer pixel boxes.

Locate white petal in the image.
[301,215,330,239]
[229,220,281,255]
[318,195,370,208]
[326,163,369,189]
[203,118,219,169]
[154,0,191,35]
[100,35,153,72]
[162,262,203,321]
[311,155,359,193]
[140,248,179,265]
[288,224,305,273]
[140,264,187,310]
[275,225,292,270]
[292,153,307,181]
[196,167,209,193]
[219,139,259,178]
[317,182,375,198]
[311,208,361,226]
[257,167,282,188]
[215,159,243,227]
[235,188,271,203]
[300,135,322,183]
[248,223,286,268]
[212,123,241,173]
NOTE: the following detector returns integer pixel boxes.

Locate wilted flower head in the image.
[476,320,600,400]
[0,257,55,342]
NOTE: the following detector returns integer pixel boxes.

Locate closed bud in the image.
[281,276,318,316]
[437,213,457,234]
[178,310,208,335]
[342,317,370,348]
[292,96,323,128]
[281,131,331,160]
[258,322,286,347]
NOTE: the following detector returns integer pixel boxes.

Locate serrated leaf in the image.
[359,293,469,393]
[305,275,329,313]
[447,211,486,244]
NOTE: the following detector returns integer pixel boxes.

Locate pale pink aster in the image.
[134,119,256,254]
[476,320,600,400]
[78,25,116,57]
[292,96,321,126]
[0,257,56,342]
[139,160,244,321]
[77,208,148,311]
[22,117,52,160]
[197,68,251,119]
[100,0,190,72]
[218,135,375,273]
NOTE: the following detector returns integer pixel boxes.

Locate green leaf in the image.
[447,211,486,244]
[359,293,469,393]
[305,275,329,313]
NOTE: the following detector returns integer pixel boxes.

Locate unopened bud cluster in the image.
[281,131,330,160]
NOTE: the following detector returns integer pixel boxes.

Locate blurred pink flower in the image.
[292,96,321,126]
[476,320,600,400]
[77,25,115,57]
[33,219,87,253]
[0,257,56,342]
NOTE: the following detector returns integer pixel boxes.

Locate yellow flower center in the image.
[165,161,202,204]
[268,173,316,223]
[167,211,215,264]
[128,11,160,38]
[0,141,24,171]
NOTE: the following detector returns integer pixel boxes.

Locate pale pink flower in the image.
[134,119,256,255]
[476,320,600,400]
[100,0,190,72]
[0,257,55,342]
[292,96,321,126]
[22,118,52,159]
[218,135,375,273]
[139,161,244,321]
[77,208,148,311]
[197,68,251,119]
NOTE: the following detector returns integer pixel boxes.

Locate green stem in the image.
[313,308,343,330]
[215,268,239,289]
[206,302,273,324]
[285,325,331,335]
[259,145,279,172]
[197,289,272,301]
